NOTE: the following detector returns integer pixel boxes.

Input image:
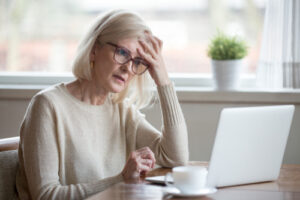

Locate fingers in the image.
[137,47,156,67]
[138,32,163,56]
[122,147,156,181]
[137,161,152,172]
[138,40,157,59]
[140,158,154,168]
[145,32,162,52]
[136,147,156,168]
[137,33,165,74]
[137,33,169,86]
[131,150,154,168]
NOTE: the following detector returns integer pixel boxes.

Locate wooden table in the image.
[87,162,300,200]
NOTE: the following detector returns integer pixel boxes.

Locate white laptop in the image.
[146,105,295,188]
[206,105,295,187]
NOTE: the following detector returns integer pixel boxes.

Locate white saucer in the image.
[166,187,217,197]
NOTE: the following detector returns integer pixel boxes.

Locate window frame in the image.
[0,72,257,88]
[2,73,300,106]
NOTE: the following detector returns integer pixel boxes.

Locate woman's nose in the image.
[120,61,134,74]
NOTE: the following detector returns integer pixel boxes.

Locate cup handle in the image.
[164,172,173,187]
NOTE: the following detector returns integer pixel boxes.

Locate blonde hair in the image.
[72,10,155,109]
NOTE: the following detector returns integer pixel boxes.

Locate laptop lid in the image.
[206,105,295,188]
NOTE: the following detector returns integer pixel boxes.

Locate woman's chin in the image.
[108,78,130,93]
[109,83,126,93]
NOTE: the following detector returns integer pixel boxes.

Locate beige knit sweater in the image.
[16,82,189,200]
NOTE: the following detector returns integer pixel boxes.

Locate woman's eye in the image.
[117,48,129,57]
[134,59,141,66]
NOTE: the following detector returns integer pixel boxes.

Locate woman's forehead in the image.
[116,38,143,56]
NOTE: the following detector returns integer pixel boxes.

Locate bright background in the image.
[0,0,266,75]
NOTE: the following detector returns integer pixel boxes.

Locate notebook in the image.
[146,105,295,188]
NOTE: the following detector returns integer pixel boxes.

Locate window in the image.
[0,0,266,80]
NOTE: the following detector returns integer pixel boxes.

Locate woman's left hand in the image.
[137,33,171,86]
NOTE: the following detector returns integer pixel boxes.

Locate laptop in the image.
[206,105,295,187]
[146,105,295,188]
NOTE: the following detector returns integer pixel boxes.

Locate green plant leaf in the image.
[207,31,248,60]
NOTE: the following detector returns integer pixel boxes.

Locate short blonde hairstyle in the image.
[72,10,155,109]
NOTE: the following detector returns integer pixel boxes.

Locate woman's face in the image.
[90,38,143,94]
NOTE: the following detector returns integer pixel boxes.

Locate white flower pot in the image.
[211,59,244,91]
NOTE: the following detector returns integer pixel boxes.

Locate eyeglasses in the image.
[107,42,149,75]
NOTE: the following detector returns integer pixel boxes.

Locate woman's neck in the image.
[67,79,108,105]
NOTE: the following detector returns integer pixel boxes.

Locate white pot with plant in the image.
[207,32,248,91]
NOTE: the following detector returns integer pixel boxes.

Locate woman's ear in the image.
[90,44,97,61]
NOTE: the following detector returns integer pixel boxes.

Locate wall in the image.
[143,102,300,164]
[0,88,299,164]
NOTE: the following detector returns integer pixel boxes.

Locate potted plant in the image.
[207,31,248,90]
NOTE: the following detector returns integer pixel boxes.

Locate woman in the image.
[16,10,189,200]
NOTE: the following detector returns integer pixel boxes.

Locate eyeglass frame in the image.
[106,42,150,75]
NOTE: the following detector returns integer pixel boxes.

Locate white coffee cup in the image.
[164,166,208,194]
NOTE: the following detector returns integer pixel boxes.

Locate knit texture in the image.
[16,82,189,200]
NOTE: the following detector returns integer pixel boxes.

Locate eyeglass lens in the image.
[114,46,148,75]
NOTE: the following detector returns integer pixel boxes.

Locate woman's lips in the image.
[113,75,125,83]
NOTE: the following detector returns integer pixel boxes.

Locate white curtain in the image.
[257,0,300,89]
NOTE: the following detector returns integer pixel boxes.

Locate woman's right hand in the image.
[121,147,156,180]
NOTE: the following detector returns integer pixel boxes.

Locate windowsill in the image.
[176,87,300,104]
[1,84,300,104]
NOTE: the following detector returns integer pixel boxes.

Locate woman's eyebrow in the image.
[117,44,140,57]
[116,44,131,52]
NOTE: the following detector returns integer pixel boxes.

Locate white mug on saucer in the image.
[164,166,208,194]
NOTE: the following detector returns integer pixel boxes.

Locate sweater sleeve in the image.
[19,94,123,200]
[135,83,189,167]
